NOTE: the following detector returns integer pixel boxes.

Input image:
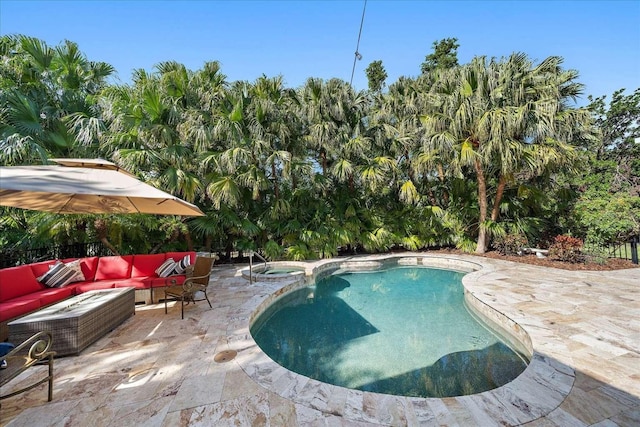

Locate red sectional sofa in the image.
[0,251,195,340]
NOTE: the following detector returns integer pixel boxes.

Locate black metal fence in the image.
[2,235,638,269]
[0,242,112,269]
[607,237,638,263]
[626,235,638,264]
[584,235,639,265]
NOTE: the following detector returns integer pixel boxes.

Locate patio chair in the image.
[164,255,215,319]
[0,331,55,405]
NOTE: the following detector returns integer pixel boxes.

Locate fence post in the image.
[631,235,639,265]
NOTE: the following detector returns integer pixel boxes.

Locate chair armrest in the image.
[0,331,56,402]
[182,274,210,293]
[2,331,54,362]
[0,331,55,387]
[161,263,194,287]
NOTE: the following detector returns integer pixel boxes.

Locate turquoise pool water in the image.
[251,266,529,398]
[263,267,304,275]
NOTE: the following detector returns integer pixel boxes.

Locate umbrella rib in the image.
[125,196,141,213]
[59,194,76,214]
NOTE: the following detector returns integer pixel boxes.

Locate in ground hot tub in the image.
[241,262,307,282]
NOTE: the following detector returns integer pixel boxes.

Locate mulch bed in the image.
[430,248,638,271]
[215,248,638,271]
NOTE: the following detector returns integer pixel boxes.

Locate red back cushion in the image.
[165,252,196,265]
[62,257,99,281]
[95,255,133,280]
[131,254,166,277]
[0,266,44,301]
[29,260,59,278]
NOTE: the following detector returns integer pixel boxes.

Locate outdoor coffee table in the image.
[8,288,135,356]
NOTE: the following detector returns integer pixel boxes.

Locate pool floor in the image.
[252,267,528,397]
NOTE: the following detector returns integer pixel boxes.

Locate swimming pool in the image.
[251,265,529,398]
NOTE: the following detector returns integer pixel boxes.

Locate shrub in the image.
[549,235,585,263]
[493,233,528,256]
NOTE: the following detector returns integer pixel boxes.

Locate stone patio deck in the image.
[1,253,639,426]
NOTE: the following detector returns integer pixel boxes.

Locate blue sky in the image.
[1,1,639,105]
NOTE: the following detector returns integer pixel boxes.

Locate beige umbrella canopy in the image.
[48,158,137,177]
[0,164,204,217]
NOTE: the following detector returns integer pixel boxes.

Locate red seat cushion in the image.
[131,254,166,278]
[74,281,116,293]
[112,279,149,289]
[0,266,44,302]
[4,286,74,304]
[36,287,76,306]
[94,255,133,281]
[0,300,41,322]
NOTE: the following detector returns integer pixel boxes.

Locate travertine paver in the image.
[1,253,638,426]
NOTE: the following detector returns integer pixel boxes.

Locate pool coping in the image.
[229,253,577,426]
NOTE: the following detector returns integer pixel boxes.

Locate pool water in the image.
[263,267,304,275]
[251,266,528,398]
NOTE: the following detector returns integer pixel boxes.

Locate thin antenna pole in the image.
[350,0,367,86]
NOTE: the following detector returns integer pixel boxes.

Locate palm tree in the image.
[100,62,230,251]
[421,54,592,253]
[0,35,114,164]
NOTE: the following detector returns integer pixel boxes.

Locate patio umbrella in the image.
[48,158,137,177]
[0,165,204,216]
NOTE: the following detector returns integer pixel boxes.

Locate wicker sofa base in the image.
[8,288,135,356]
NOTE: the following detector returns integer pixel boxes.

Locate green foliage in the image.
[2,34,634,263]
[573,194,640,246]
[582,245,609,265]
[565,88,640,247]
[587,88,640,195]
[0,34,114,165]
[421,38,460,74]
[286,243,315,261]
[263,240,283,260]
[493,233,528,256]
[365,60,387,93]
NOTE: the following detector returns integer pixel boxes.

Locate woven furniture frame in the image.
[8,288,135,356]
[164,256,215,319]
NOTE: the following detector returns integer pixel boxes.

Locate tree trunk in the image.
[491,175,507,222]
[93,219,120,256]
[321,150,327,175]
[184,229,194,251]
[427,185,438,206]
[100,237,120,256]
[272,162,280,200]
[474,159,489,254]
[437,164,449,206]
